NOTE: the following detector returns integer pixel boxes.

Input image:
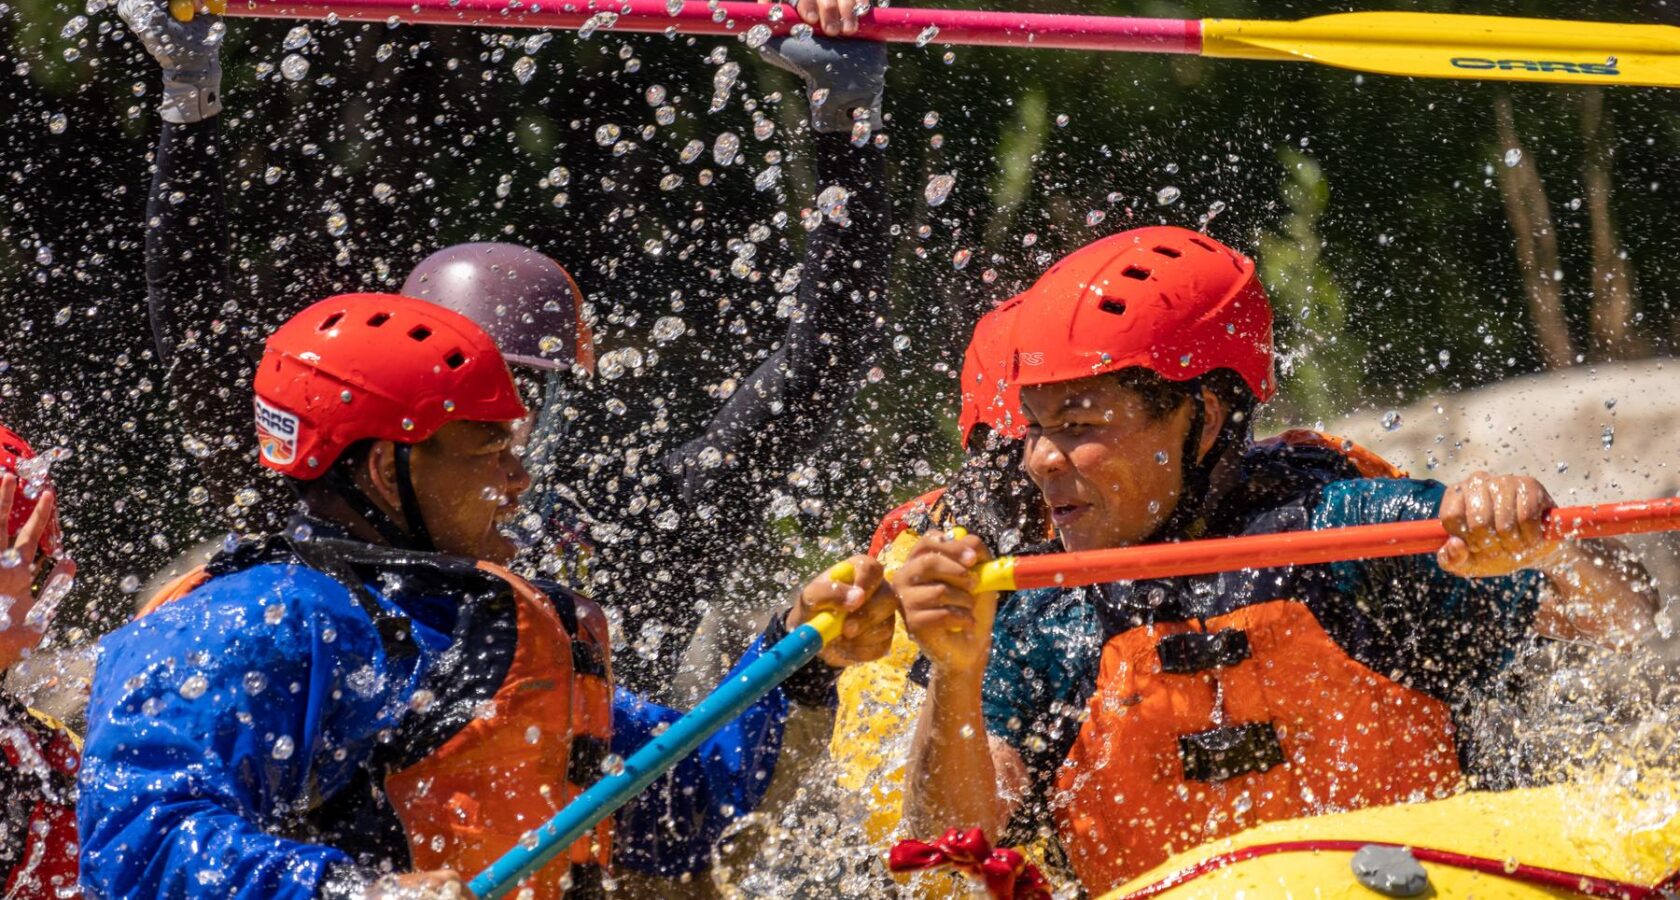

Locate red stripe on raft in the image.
[1107,839,1677,900]
[226,0,1205,54]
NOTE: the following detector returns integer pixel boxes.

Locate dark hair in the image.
[285,438,377,499]
[1111,368,1257,436]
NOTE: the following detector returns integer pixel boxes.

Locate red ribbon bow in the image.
[889,828,1053,900]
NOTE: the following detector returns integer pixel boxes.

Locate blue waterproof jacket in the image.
[78,548,795,899]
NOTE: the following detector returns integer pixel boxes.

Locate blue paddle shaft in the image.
[467,621,828,898]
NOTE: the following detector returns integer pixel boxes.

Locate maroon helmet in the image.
[400,242,596,374]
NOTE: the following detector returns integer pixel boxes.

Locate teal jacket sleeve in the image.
[77,565,412,899]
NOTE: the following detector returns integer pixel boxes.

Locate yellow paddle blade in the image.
[1202,12,1680,89]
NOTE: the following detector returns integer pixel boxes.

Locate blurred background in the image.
[0,0,1675,649]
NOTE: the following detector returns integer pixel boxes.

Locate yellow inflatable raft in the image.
[1099,775,1680,899]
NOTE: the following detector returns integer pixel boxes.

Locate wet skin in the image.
[360,419,532,564]
[1020,375,1224,552]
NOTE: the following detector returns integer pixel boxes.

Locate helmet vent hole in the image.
[366,312,391,328]
[1189,237,1218,252]
[1121,266,1151,281]
[444,350,467,369]
[1152,246,1182,258]
[319,312,344,331]
[1099,299,1128,316]
[408,325,433,342]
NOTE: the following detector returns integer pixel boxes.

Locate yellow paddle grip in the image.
[169,0,226,22]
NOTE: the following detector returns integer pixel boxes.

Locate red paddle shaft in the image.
[223,0,1205,53]
[999,498,1680,592]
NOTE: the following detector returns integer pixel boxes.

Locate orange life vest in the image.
[1052,432,1465,892]
[144,540,614,897]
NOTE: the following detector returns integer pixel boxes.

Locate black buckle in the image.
[1179,722,1284,782]
[1157,628,1251,674]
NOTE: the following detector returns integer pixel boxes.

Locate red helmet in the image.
[254,293,528,480]
[0,423,61,557]
[1008,226,1275,401]
[958,300,1027,448]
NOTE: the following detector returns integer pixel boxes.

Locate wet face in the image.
[1020,375,1195,552]
[392,420,531,563]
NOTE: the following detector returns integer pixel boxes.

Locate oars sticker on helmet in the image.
[255,396,301,466]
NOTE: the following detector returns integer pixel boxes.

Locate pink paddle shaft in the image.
[225,0,1206,54]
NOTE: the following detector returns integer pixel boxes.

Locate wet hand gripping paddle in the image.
[469,497,1677,896]
[215,1,1680,89]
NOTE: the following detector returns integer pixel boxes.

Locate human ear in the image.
[360,441,403,513]
[1195,387,1230,464]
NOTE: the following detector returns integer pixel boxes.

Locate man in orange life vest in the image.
[76,294,894,899]
[894,226,1658,893]
[0,423,81,899]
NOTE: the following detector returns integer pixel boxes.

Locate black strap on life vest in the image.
[1179,721,1285,783]
[1157,629,1252,674]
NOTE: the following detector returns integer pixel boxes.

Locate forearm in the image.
[147,117,261,515]
[904,668,1013,837]
[667,132,889,491]
[1537,538,1658,649]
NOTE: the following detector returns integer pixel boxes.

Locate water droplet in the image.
[924,173,955,207]
[601,753,626,776]
[119,574,142,593]
[282,25,311,50]
[816,184,850,222]
[1504,148,1523,168]
[1085,209,1106,227]
[178,674,209,700]
[280,53,310,81]
[711,61,741,112]
[325,212,348,237]
[915,23,939,46]
[646,84,667,106]
[1601,424,1615,450]
[679,139,705,164]
[577,11,617,39]
[790,21,813,39]
[1381,410,1402,431]
[47,113,67,135]
[952,248,972,270]
[659,173,683,191]
[712,132,740,166]
[243,671,269,695]
[754,164,781,191]
[264,602,286,625]
[1155,186,1181,205]
[744,23,772,48]
[809,87,829,108]
[653,316,685,343]
[1604,397,1617,410]
[594,123,621,146]
[666,0,683,14]
[1055,113,1070,127]
[512,55,536,84]
[272,735,295,760]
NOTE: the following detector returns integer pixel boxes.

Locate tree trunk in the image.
[1493,94,1574,370]
[1579,89,1647,361]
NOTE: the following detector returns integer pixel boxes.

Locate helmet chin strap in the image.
[392,444,437,553]
[1144,383,1238,544]
[317,445,436,553]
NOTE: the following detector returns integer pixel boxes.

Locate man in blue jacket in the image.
[78,291,893,898]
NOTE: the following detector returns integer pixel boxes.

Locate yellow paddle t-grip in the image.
[168,0,226,22]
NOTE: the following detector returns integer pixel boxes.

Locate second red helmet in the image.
[1007,226,1276,401]
[254,293,528,480]
[0,424,61,557]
